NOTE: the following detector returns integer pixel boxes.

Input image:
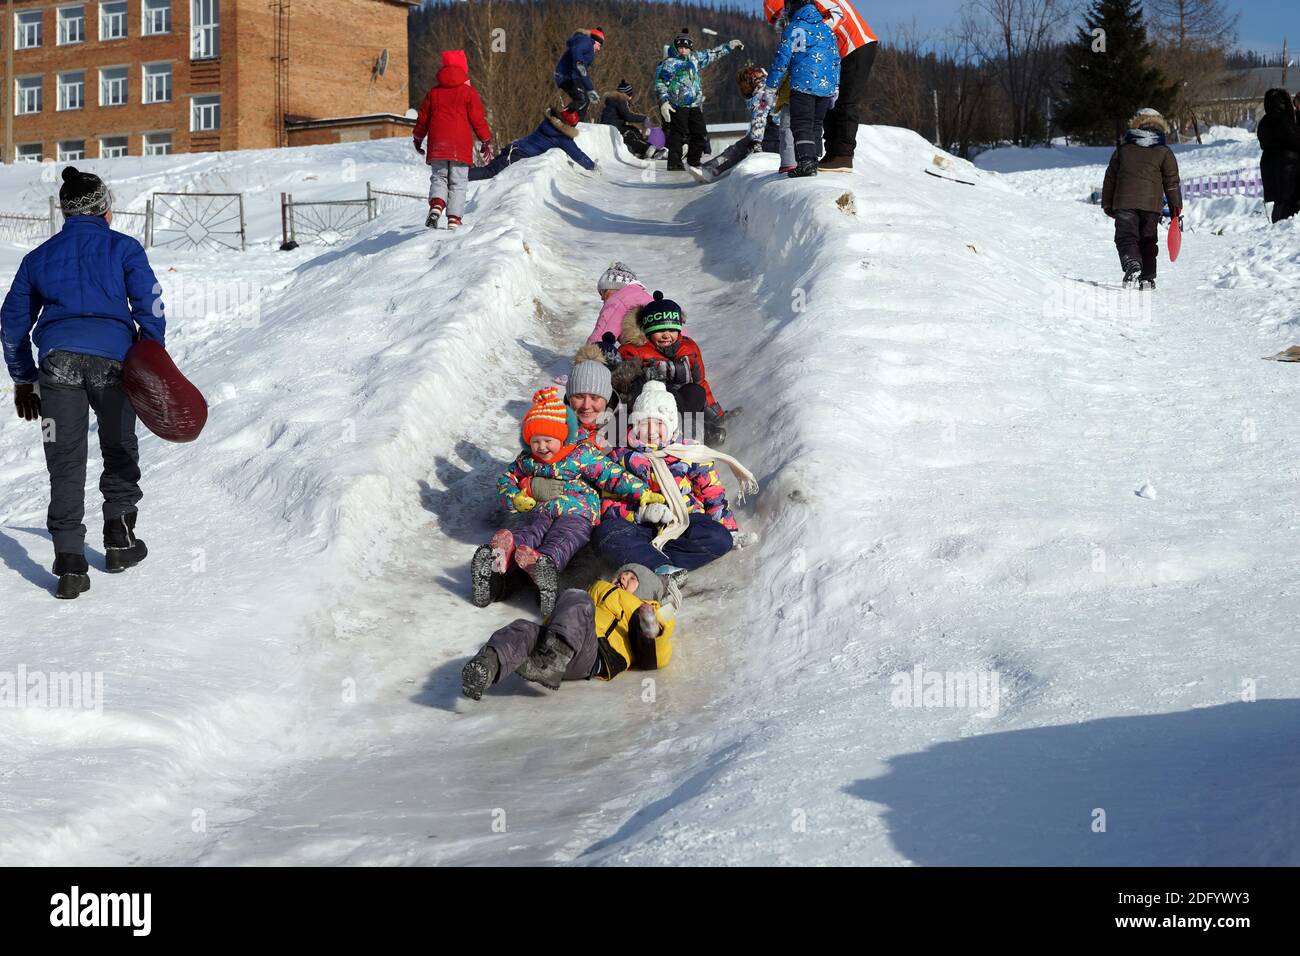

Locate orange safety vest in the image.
[763,0,878,58]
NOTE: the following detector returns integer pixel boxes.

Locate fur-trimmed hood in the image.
[620,302,688,347]
[545,109,580,138]
[1128,110,1169,134]
[603,90,632,106]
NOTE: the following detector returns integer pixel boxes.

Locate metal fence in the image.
[279,193,377,250]
[0,210,55,245]
[1182,169,1264,201]
[367,181,426,216]
[150,192,247,252]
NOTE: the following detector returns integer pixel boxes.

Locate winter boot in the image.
[652,148,668,160]
[516,631,576,690]
[53,553,90,600]
[818,155,853,173]
[104,514,147,573]
[787,160,818,179]
[446,215,462,230]
[1121,260,1142,288]
[778,165,796,174]
[425,198,445,229]
[530,555,560,618]
[655,564,688,590]
[488,529,515,574]
[461,646,501,701]
[687,165,715,184]
[704,417,727,446]
[470,545,506,608]
[1138,277,1156,291]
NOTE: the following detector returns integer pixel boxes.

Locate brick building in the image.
[1,0,417,163]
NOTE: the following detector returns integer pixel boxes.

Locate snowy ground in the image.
[1,124,1297,865]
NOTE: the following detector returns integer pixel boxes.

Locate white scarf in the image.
[638,441,759,550]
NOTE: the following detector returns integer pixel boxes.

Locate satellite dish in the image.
[373,48,389,78]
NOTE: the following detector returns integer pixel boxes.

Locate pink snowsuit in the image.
[587,282,653,345]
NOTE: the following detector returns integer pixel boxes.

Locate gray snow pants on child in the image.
[38,350,142,556]
[779,109,796,169]
[486,588,599,682]
[427,160,469,217]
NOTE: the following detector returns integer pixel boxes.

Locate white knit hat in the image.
[629,380,679,436]
[597,261,638,294]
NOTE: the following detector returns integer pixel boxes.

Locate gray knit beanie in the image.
[566,360,612,402]
[615,563,665,603]
[60,166,111,217]
[597,261,638,294]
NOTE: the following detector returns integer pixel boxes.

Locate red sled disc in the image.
[122,339,208,443]
[1167,215,1182,262]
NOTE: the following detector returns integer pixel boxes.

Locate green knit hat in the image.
[638,290,684,335]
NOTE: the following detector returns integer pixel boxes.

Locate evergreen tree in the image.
[1056,0,1174,145]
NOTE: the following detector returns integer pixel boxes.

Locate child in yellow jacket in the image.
[461,563,678,699]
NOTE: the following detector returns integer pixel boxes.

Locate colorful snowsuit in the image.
[498,442,649,522]
[767,1,842,97]
[654,43,736,108]
[600,444,738,532]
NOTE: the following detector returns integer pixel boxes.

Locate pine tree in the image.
[1056,0,1175,145]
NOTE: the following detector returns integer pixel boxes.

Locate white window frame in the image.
[143,131,173,156]
[58,140,86,162]
[99,0,128,41]
[57,5,86,45]
[142,0,172,35]
[190,0,219,59]
[100,66,128,107]
[16,143,44,163]
[99,136,129,159]
[57,71,85,111]
[191,93,221,132]
[15,76,43,115]
[15,10,43,49]
[142,62,173,104]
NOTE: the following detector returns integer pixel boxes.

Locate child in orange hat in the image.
[471,387,664,616]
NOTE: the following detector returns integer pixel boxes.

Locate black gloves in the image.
[13,382,41,421]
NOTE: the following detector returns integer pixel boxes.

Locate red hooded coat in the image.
[413,57,491,165]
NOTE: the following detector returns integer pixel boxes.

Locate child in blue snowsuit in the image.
[468,108,595,181]
[553,28,604,121]
[761,0,841,177]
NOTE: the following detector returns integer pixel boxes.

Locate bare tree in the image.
[1146,0,1241,142]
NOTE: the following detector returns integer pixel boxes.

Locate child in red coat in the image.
[615,290,734,445]
[413,50,492,229]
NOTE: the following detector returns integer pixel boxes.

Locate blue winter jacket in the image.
[1,216,166,384]
[553,32,598,93]
[767,1,841,97]
[512,112,596,170]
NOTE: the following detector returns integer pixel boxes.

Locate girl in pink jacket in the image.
[587,262,653,359]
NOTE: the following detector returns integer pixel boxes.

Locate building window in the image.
[191,94,220,131]
[144,131,173,156]
[16,144,44,164]
[58,6,86,45]
[15,10,43,49]
[58,72,85,111]
[100,67,128,107]
[100,136,129,159]
[143,0,171,35]
[58,140,87,162]
[99,1,127,40]
[16,77,42,115]
[142,63,172,103]
[191,0,219,59]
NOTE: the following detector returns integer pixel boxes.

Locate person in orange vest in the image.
[764,0,878,171]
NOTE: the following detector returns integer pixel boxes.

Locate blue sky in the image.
[729,1,1297,53]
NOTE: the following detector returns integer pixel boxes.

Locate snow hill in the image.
[2,123,1298,865]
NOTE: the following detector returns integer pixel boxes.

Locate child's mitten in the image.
[638,502,671,525]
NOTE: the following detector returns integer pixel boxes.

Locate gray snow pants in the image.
[427,160,469,218]
[38,350,142,555]
[778,108,796,169]
[485,588,599,683]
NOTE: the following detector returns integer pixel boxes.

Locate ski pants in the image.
[622,127,653,159]
[1112,208,1160,279]
[428,160,468,217]
[38,350,142,556]
[703,134,759,176]
[511,511,592,572]
[761,114,796,168]
[666,105,708,168]
[558,80,590,121]
[1270,197,1300,223]
[486,588,599,683]
[790,92,833,166]
[593,512,733,573]
[822,42,878,160]
[468,146,523,182]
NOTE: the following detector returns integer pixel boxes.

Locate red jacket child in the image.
[413,53,491,165]
[617,291,723,415]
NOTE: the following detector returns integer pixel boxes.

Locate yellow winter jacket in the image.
[587,579,675,680]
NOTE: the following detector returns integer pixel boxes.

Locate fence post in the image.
[48,196,57,236]
[145,199,153,248]
[279,192,299,251]
[366,182,376,221]
[237,193,246,251]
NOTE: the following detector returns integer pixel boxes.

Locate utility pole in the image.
[933,89,941,148]
[1282,38,1289,89]
[4,0,15,164]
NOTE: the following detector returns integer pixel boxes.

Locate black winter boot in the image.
[470,545,506,608]
[530,555,559,618]
[1122,261,1142,288]
[104,513,147,573]
[53,553,90,600]
[516,632,575,690]
[461,646,501,701]
[787,159,818,178]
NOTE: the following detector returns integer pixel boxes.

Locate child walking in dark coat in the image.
[1101,108,1183,290]
[1258,88,1300,223]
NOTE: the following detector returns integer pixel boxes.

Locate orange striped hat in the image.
[522,387,577,445]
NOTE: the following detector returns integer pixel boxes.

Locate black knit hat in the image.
[617,78,634,95]
[672,28,693,50]
[59,166,110,217]
[638,291,685,335]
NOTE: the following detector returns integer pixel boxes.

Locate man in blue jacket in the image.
[1,167,167,599]
[468,109,597,181]
[553,27,604,121]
